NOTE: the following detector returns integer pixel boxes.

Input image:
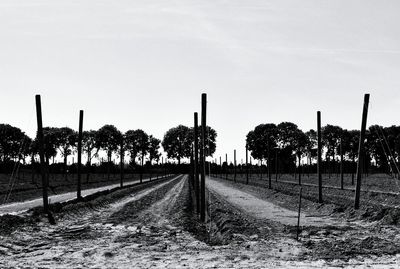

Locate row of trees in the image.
[0,124,160,169]
[246,122,400,173]
[0,123,218,173]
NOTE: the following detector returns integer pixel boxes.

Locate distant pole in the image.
[190,145,194,189]
[77,110,83,199]
[234,150,237,182]
[268,142,271,184]
[200,93,207,222]
[340,137,344,190]
[317,111,323,203]
[35,95,49,214]
[354,94,370,209]
[246,145,249,184]
[268,144,271,189]
[120,136,124,187]
[194,112,200,213]
[219,156,222,178]
[225,153,228,180]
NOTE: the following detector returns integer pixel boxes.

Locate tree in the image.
[82,130,99,182]
[19,135,32,164]
[41,127,60,164]
[148,135,161,164]
[276,122,301,172]
[367,125,389,171]
[0,124,28,162]
[162,125,192,164]
[321,125,343,162]
[125,129,150,165]
[54,127,77,176]
[246,123,278,161]
[82,130,99,167]
[96,125,122,179]
[191,125,217,157]
[305,129,317,165]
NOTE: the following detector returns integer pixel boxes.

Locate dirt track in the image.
[1,175,400,268]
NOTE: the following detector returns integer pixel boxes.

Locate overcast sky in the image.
[1,0,400,163]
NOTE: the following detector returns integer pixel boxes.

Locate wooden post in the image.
[246,146,249,184]
[317,111,323,203]
[354,94,370,209]
[190,146,194,189]
[268,143,271,186]
[225,153,228,180]
[194,112,200,213]
[219,156,222,178]
[340,137,344,190]
[234,150,237,182]
[200,93,207,222]
[35,95,52,223]
[296,187,303,241]
[120,136,124,187]
[77,110,83,199]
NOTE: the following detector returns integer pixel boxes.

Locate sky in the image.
[1,0,400,163]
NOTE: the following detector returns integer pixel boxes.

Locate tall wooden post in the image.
[190,145,194,188]
[194,112,200,213]
[35,95,49,213]
[268,150,271,189]
[120,137,124,187]
[219,156,222,178]
[268,142,271,187]
[340,137,344,190]
[200,93,207,222]
[354,94,370,209]
[234,150,237,182]
[225,153,228,180]
[77,110,83,199]
[317,111,323,203]
[246,145,249,184]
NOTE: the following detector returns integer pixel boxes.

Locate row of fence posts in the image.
[190,93,207,222]
[35,94,171,224]
[209,93,370,210]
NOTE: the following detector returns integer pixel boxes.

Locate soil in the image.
[0,173,162,204]
[1,174,400,268]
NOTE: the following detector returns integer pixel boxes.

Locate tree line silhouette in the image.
[1,121,399,177]
[246,122,400,176]
[0,123,217,175]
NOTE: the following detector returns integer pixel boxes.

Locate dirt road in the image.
[1,175,400,268]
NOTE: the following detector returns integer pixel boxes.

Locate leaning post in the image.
[200,93,207,222]
[246,145,249,184]
[234,150,237,182]
[77,110,83,199]
[120,136,124,187]
[194,112,200,213]
[35,95,53,223]
[225,153,228,180]
[354,94,370,209]
[317,111,323,203]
